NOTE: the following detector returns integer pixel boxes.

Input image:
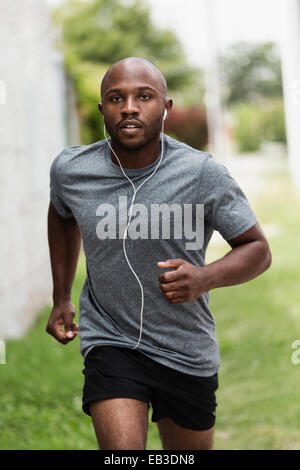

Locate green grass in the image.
[207,166,300,450]
[1,165,300,450]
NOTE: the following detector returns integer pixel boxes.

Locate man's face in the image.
[99,63,169,150]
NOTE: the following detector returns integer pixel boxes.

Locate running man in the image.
[46,56,272,450]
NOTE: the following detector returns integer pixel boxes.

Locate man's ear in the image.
[166,98,173,115]
[98,102,103,115]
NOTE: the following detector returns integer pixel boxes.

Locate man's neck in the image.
[110,137,161,169]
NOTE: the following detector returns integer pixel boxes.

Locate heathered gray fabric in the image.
[49,133,258,376]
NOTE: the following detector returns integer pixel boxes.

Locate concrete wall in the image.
[0,0,78,339]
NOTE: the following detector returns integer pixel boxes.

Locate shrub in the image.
[164,105,208,150]
[231,103,262,152]
[259,99,286,143]
[231,99,286,152]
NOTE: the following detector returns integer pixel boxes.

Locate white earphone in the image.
[103,110,167,349]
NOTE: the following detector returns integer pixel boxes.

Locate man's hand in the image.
[157,259,210,304]
[157,225,272,305]
[45,300,79,344]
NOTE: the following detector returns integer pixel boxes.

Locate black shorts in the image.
[82,345,218,431]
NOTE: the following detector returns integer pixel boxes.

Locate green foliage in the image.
[69,60,107,143]
[231,99,286,152]
[220,41,286,152]
[259,98,286,143]
[53,0,186,66]
[220,41,283,105]
[231,103,262,152]
[51,0,203,145]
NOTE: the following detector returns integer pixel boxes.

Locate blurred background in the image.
[0,0,300,450]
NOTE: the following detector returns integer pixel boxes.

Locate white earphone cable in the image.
[103,114,166,349]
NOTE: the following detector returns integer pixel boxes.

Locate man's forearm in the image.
[203,240,272,291]
[48,203,82,304]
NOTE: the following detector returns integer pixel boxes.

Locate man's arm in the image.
[157,223,272,303]
[202,222,272,290]
[45,202,82,343]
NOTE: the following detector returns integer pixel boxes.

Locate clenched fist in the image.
[45,300,79,344]
[157,259,211,304]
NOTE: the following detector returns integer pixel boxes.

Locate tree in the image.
[220,41,283,105]
[51,0,204,140]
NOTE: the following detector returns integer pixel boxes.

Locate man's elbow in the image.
[262,242,272,272]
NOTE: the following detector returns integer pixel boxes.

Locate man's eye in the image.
[111,96,122,102]
[110,94,150,102]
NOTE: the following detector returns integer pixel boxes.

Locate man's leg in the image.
[90,397,149,450]
[157,417,215,450]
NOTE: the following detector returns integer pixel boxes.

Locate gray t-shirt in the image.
[49,133,258,376]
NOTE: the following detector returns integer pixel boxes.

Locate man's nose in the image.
[121,96,139,115]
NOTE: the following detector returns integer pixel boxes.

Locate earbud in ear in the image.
[163,110,167,120]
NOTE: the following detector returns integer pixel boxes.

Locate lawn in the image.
[1,164,300,450]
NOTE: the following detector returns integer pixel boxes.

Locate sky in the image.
[46,0,285,66]
[146,0,284,66]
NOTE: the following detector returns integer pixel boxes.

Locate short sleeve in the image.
[202,155,258,240]
[49,153,73,219]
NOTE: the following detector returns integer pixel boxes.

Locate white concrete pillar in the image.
[199,0,230,162]
[279,0,300,192]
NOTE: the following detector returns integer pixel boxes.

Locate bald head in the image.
[98,56,173,153]
[100,57,167,100]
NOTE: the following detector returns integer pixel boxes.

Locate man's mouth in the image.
[120,120,142,129]
[120,126,141,132]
